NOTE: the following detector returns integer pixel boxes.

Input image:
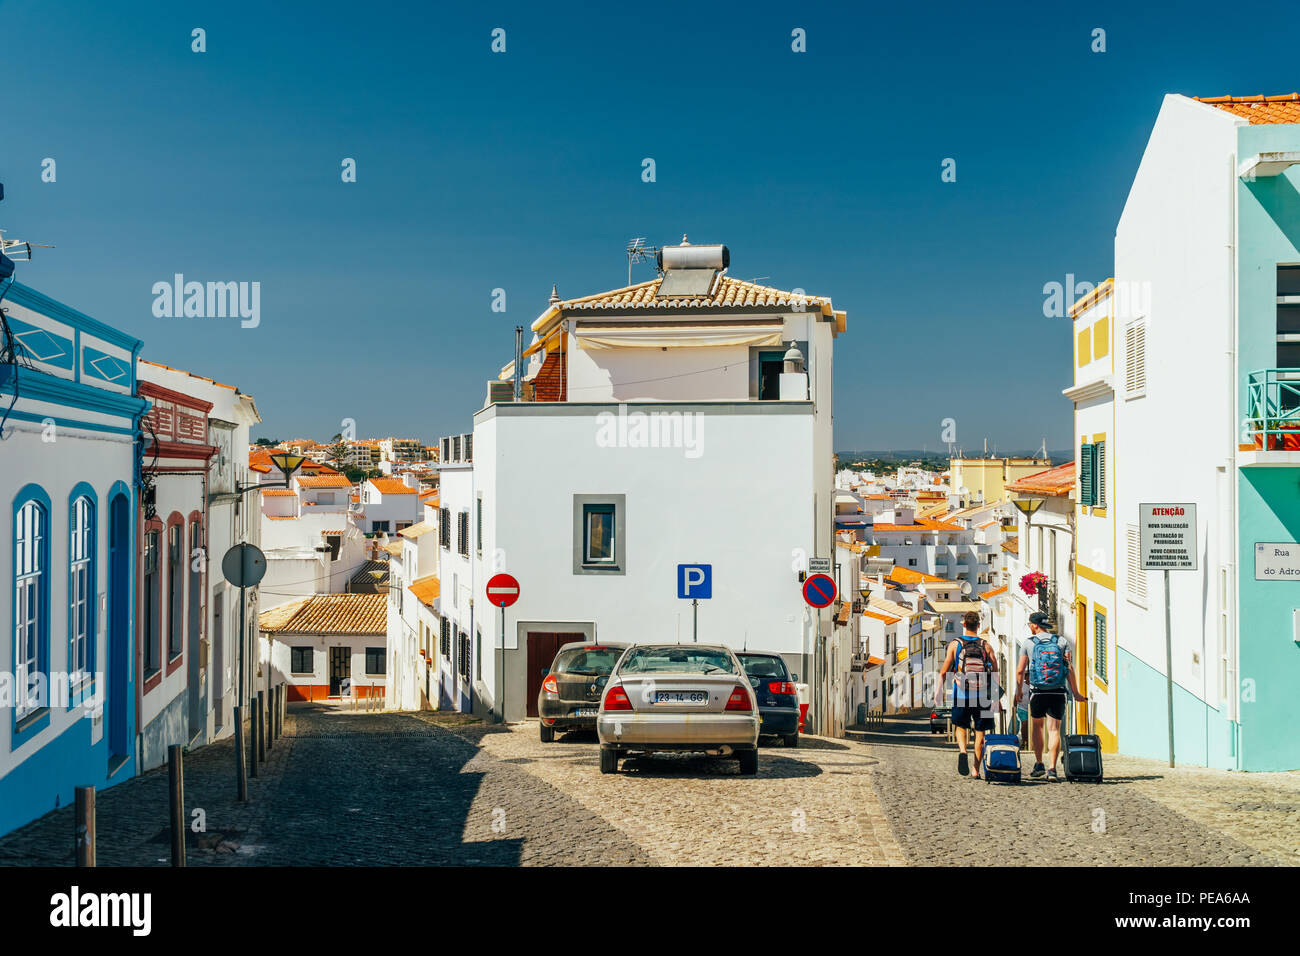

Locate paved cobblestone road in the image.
[0,704,1294,866]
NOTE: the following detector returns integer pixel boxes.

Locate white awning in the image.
[573,320,783,350]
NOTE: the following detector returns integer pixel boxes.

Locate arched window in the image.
[69,494,96,691]
[15,493,49,720]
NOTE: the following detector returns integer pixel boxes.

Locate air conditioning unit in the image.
[485,380,514,406]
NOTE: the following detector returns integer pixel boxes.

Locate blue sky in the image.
[3,1,1299,451]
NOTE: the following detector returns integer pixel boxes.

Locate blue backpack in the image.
[1028,634,1067,690]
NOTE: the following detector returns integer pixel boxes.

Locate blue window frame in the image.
[68,488,97,702]
[14,486,51,727]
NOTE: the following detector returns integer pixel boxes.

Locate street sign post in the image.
[221,542,266,802]
[1139,502,1197,768]
[486,574,520,723]
[802,573,837,609]
[677,564,711,642]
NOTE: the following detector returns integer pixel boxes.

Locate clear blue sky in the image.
[3,0,1298,451]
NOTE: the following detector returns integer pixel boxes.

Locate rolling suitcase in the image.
[1063,705,1104,783]
[982,733,1022,784]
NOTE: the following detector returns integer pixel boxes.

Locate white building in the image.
[462,242,848,733]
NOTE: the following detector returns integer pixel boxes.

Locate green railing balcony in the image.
[1244,369,1300,451]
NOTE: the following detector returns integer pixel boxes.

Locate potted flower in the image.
[1255,419,1300,450]
[1019,571,1047,597]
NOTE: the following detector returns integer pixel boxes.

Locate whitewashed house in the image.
[463,241,848,733]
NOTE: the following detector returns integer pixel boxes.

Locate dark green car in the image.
[538,642,628,742]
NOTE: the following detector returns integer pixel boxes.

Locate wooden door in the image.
[525,632,586,716]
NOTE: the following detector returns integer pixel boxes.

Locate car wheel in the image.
[539,722,554,743]
[783,733,799,748]
[600,748,619,774]
[738,749,758,775]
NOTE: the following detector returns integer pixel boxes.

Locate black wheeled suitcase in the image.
[1063,708,1104,783]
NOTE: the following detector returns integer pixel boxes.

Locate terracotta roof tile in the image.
[368,478,416,495]
[1005,462,1075,497]
[555,275,834,314]
[260,489,297,497]
[1195,93,1300,125]
[296,475,353,489]
[407,574,440,607]
[258,594,386,634]
[888,567,956,586]
[980,586,1008,601]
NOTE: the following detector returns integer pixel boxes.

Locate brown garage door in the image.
[526,632,586,717]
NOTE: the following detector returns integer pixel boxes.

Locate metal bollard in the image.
[249,704,258,779]
[168,745,186,867]
[256,691,266,763]
[235,705,249,796]
[75,786,95,866]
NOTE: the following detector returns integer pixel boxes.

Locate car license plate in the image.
[574,708,598,717]
[655,691,707,705]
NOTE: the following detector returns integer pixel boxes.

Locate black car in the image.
[930,708,950,734]
[538,642,628,742]
[736,651,800,747]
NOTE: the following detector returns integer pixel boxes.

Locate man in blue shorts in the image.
[935,610,1000,778]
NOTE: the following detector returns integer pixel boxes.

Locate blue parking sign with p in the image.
[678,564,712,599]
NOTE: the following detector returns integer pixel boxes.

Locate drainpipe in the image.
[513,327,523,402]
[1227,148,1241,766]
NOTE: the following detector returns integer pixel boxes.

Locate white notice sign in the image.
[1139,503,1198,571]
[808,558,832,573]
[1255,542,1300,581]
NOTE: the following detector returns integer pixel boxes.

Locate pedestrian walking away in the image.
[1015,611,1087,781]
[935,610,1000,779]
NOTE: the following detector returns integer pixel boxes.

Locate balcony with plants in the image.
[1241,369,1300,465]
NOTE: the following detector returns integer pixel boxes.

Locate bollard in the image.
[74,786,95,866]
[168,745,186,867]
[256,690,266,763]
[249,704,258,779]
[235,705,249,798]
[266,689,273,752]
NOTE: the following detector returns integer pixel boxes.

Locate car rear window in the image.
[553,647,623,675]
[740,655,788,680]
[618,647,737,675]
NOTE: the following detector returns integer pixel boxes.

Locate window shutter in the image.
[1079,444,1094,506]
[1094,441,1106,507]
[1124,322,1147,398]
[1126,524,1148,606]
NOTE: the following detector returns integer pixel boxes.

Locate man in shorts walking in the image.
[1015,611,1087,781]
[935,610,1000,778]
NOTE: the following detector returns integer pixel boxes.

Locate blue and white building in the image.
[0,280,148,834]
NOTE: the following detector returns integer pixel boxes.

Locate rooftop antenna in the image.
[1038,437,1048,460]
[626,237,661,285]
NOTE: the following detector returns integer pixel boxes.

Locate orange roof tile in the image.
[407,574,440,607]
[296,475,353,489]
[258,594,387,635]
[980,586,1008,601]
[1002,536,1020,555]
[260,489,297,497]
[368,478,416,495]
[873,518,963,532]
[267,516,299,521]
[552,274,834,314]
[861,609,901,625]
[1194,93,1300,125]
[888,567,955,586]
[1005,462,1075,497]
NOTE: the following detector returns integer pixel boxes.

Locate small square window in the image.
[572,495,625,575]
[583,505,615,564]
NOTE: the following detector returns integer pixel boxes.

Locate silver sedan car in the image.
[596,643,760,775]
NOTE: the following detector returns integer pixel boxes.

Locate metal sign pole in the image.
[692,599,698,643]
[235,582,247,800]
[1164,568,1175,768]
[499,600,506,723]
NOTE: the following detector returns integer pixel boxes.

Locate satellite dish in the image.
[960,580,972,596]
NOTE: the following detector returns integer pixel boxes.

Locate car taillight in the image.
[768,681,796,696]
[725,686,752,712]
[602,686,632,711]
[542,674,558,695]
[930,711,938,719]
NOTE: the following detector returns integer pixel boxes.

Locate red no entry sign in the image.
[486,573,520,608]
[803,573,836,608]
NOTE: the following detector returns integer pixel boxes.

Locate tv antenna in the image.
[626,237,660,285]
[0,232,54,263]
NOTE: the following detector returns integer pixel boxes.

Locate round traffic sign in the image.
[486,572,520,608]
[222,542,267,588]
[802,573,837,608]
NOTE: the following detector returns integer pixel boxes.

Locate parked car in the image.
[736,651,800,747]
[597,644,760,775]
[930,708,950,734]
[538,642,629,742]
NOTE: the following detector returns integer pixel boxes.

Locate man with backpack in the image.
[935,610,1000,778]
[1015,611,1087,781]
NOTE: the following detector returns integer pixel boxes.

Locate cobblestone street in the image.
[0,703,1294,867]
